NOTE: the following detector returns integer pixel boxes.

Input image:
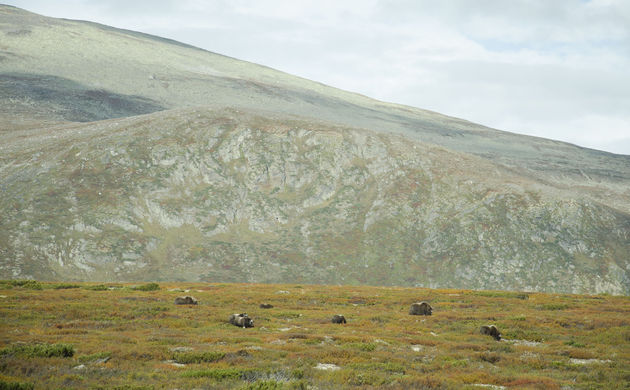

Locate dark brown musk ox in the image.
[480,325,501,341]
[174,296,198,305]
[409,301,432,315]
[229,313,254,328]
[331,314,347,324]
[259,303,274,309]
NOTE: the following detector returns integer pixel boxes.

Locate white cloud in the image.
[7,0,630,154]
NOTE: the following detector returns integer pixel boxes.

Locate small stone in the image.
[569,358,612,365]
[315,363,340,371]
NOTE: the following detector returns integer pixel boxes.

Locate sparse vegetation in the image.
[0,282,628,388]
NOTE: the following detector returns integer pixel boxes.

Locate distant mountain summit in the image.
[1,5,628,293]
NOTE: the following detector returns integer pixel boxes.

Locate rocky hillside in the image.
[1,108,628,293]
[0,6,629,293]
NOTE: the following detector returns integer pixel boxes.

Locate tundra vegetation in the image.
[0,282,628,389]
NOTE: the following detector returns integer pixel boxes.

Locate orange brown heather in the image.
[0,281,629,389]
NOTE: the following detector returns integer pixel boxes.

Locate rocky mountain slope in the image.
[2,108,628,293]
[0,6,629,293]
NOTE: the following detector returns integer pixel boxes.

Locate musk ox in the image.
[259,303,274,309]
[480,325,501,341]
[409,301,432,316]
[174,296,198,305]
[331,314,347,324]
[229,313,254,328]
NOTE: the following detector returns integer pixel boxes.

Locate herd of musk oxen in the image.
[174,296,502,340]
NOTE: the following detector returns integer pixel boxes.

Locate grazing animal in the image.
[409,301,432,315]
[331,314,347,324]
[174,296,198,305]
[259,303,274,309]
[480,325,501,341]
[229,313,254,328]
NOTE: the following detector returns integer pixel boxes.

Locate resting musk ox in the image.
[331,314,347,324]
[259,303,274,309]
[229,313,254,328]
[480,325,501,341]
[409,301,432,315]
[174,296,198,305]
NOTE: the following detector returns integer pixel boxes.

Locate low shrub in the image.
[78,351,111,363]
[473,290,528,300]
[346,343,376,352]
[565,339,586,348]
[0,380,35,390]
[241,380,284,390]
[538,303,569,310]
[0,280,42,290]
[49,283,81,289]
[0,343,74,358]
[83,284,110,291]
[478,352,501,364]
[181,368,244,380]
[172,351,225,364]
[131,283,160,291]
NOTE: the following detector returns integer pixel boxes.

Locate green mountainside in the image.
[0,5,629,293]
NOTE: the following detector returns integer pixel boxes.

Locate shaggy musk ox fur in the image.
[174,296,198,305]
[480,325,501,340]
[229,313,254,328]
[331,314,347,324]
[409,301,432,315]
[259,303,274,309]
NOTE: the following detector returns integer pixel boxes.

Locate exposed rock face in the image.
[0,6,629,295]
[0,108,629,294]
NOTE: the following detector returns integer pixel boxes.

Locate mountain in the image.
[1,5,629,294]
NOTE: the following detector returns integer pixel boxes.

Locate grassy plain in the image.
[0,281,628,389]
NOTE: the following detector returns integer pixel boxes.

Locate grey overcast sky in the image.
[7,0,630,155]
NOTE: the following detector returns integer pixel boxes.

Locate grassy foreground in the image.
[0,281,628,389]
